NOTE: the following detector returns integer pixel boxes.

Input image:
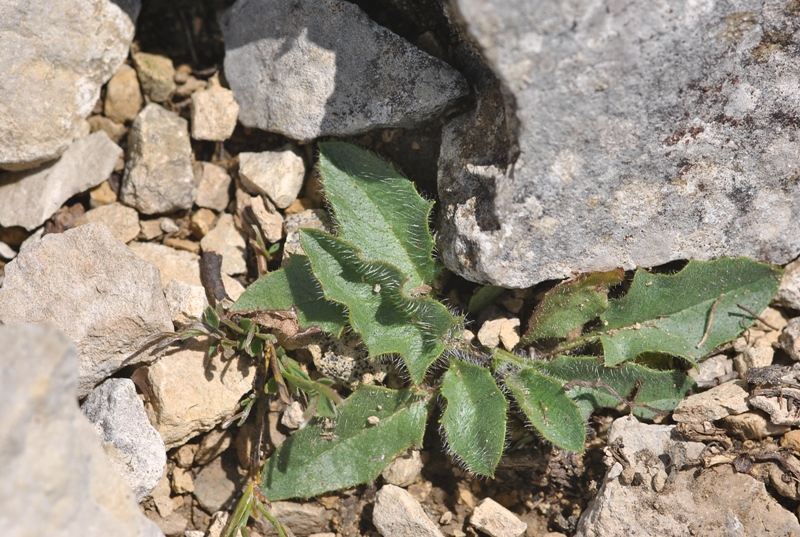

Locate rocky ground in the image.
[2,1,800,537]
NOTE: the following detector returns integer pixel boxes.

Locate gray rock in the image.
[238,147,305,209]
[121,103,196,215]
[469,498,527,537]
[0,324,164,537]
[780,317,800,361]
[105,63,144,124]
[440,1,800,287]
[78,201,141,243]
[200,213,247,276]
[373,484,443,537]
[0,131,122,230]
[191,80,239,142]
[194,162,232,212]
[381,449,423,488]
[89,115,129,144]
[283,209,331,262]
[192,455,244,513]
[133,52,176,103]
[0,224,173,397]
[671,380,750,423]
[575,415,800,536]
[0,0,139,169]
[749,387,800,426]
[777,258,800,311]
[253,501,330,536]
[688,354,734,389]
[220,0,468,140]
[81,378,167,501]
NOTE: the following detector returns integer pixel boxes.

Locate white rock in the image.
[191,82,239,141]
[143,341,256,448]
[671,380,750,423]
[81,378,167,501]
[733,346,774,374]
[689,354,734,389]
[381,449,423,487]
[250,195,284,243]
[239,147,306,209]
[78,201,141,243]
[0,324,164,537]
[164,279,208,327]
[121,103,196,215]
[0,131,122,230]
[200,213,247,276]
[281,401,306,430]
[469,498,527,537]
[0,240,16,260]
[777,259,800,310]
[373,484,444,537]
[780,317,800,361]
[283,209,330,261]
[498,318,520,351]
[205,512,229,537]
[129,241,203,287]
[721,411,791,440]
[150,473,174,518]
[105,63,144,123]
[194,162,232,212]
[171,467,195,495]
[0,224,173,397]
[0,0,139,169]
[220,0,467,140]
[477,318,507,349]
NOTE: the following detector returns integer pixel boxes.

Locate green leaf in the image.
[230,255,347,336]
[468,285,506,314]
[300,229,457,384]
[598,258,782,366]
[523,269,624,343]
[532,355,696,420]
[260,385,430,500]
[505,368,586,452]
[440,360,507,477]
[318,142,440,292]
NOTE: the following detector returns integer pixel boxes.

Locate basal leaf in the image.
[300,229,457,384]
[533,355,696,420]
[598,258,782,366]
[261,385,430,500]
[318,142,440,292]
[230,254,347,335]
[505,368,585,452]
[440,360,507,477]
[523,269,624,343]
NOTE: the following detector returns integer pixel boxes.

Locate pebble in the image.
[254,502,330,536]
[78,201,140,243]
[721,411,791,440]
[133,52,177,103]
[194,162,232,212]
[672,380,750,423]
[146,511,188,537]
[104,63,144,123]
[174,444,198,468]
[200,212,247,275]
[191,77,240,141]
[89,115,128,143]
[0,324,163,537]
[381,449,423,487]
[190,208,218,238]
[0,241,16,260]
[689,354,734,389]
[192,455,244,513]
[281,400,306,429]
[120,103,196,215]
[0,224,172,397]
[0,131,122,230]
[150,473,174,518]
[749,387,800,426]
[777,259,800,310]
[733,346,774,374]
[170,467,194,494]
[283,209,330,261]
[174,75,207,98]
[81,378,167,501]
[469,498,527,537]
[238,146,306,209]
[780,317,800,361]
[164,237,201,255]
[138,219,163,240]
[129,241,203,287]
[477,317,520,351]
[373,484,444,537]
[164,279,208,327]
[249,194,284,243]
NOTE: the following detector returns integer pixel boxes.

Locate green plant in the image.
[226,142,783,501]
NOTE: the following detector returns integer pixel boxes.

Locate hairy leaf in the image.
[506,368,585,452]
[532,355,696,420]
[301,229,457,384]
[599,258,782,366]
[440,360,507,477]
[523,269,624,343]
[230,255,347,335]
[261,385,430,500]
[318,142,440,292]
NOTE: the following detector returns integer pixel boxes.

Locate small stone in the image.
[146,511,188,537]
[477,318,506,349]
[139,219,164,240]
[120,103,196,215]
[223,275,245,301]
[184,532,204,537]
[249,195,284,243]
[253,502,330,536]
[174,444,198,468]
[191,81,239,141]
[128,241,202,287]
[104,63,143,123]
[283,209,330,261]
[0,131,122,230]
[200,213,247,276]
[373,484,444,537]
[88,180,119,208]
[733,346,775,374]
[160,217,180,234]
[721,411,791,440]
[190,208,218,238]
[457,487,475,510]
[780,318,800,361]
[498,318,521,351]
[193,455,244,513]
[164,279,208,327]
[0,241,16,260]
[689,354,734,389]
[309,534,336,537]
[777,259,800,311]
[206,512,228,537]
[195,428,234,467]
[194,162,232,212]
[88,115,128,144]
[439,512,453,525]
[469,498,527,537]
[281,401,306,430]
[174,75,207,98]
[77,202,140,243]
[150,473,173,517]
[381,449,423,487]
[171,467,194,494]
[283,197,315,215]
[173,64,192,85]
[238,147,306,209]
[163,237,201,255]
[133,52,177,103]
[781,429,800,452]
[672,380,750,423]
[749,387,800,426]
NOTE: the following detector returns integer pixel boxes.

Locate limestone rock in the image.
[133,52,176,103]
[191,81,239,141]
[780,317,800,361]
[0,224,173,397]
[192,455,244,513]
[249,195,284,243]
[253,501,330,536]
[672,380,750,423]
[78,201,140,243]
[89,116,129,144]
[0,131,122,230]
[777,258,800,311]
[283,209,330,261]
[381,450,423,488]
[128,241,202,287]
[120,103,196,215]
[164,279,208,327]
[373,484,443,537]
[81,378,167,501]
[238,147,306,209]
[220,0,468,140]
[0,0,139,169]
[194,162,232,212]
[0,324,164,537]
[105,63,144,123]
[722,410,791,440]
[200,212,247,276]
[469,498,527,537]
[440,1,800,287]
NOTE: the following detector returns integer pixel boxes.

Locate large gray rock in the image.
[81,378,167,501]
[221,0,468,140]
[440,1,800,287]
[120,103,196,215]
[0,0,139,170]
[0,224,173,397]
[0,131,122,230]
[0,324,163,537]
